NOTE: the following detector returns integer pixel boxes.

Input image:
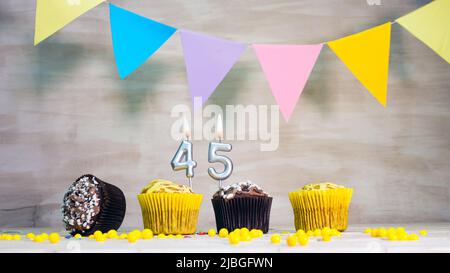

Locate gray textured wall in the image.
[1,0,449,230]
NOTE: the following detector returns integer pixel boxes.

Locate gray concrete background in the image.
[0,0,449,230]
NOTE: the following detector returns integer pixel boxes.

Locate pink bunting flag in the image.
[179,30,247,108]
[253,44,323,122]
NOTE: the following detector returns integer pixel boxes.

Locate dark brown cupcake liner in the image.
[72,174,126,236]
[211,196,272,233]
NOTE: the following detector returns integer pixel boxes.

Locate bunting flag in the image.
[179,30,247,107]
[34,0,105,45]
[109,4,177,79]
[32,2,448,111]
[253,44,323,122]
[396,0,450,64]
[328,23,392,107]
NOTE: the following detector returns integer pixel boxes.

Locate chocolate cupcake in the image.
[61,174,126,236]
[211,181,272,233]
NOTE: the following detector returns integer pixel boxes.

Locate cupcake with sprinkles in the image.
[137,179,203,235]
[61,174,126,236]
[289,182,353,232]
[212,181,272,233]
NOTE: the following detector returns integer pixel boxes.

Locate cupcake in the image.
[211,181,272,233]
[289,182,353,232]
[61,174,126,236]
[137,179,203,234]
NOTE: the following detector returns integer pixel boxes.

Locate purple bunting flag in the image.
[179,30,247,108]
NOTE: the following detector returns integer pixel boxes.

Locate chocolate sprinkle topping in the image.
[61,175,101,233]
[213,181,269,200]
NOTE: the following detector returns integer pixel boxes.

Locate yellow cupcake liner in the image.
[137,193,203,234]
[289,188,353,232]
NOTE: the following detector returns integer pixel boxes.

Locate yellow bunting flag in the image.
[328,23,392,107]
[34,0,105,45]
[396,0,450,64]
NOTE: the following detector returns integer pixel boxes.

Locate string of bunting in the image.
[34,0,450,122]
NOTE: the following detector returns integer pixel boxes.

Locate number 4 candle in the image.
[171,116,197,188]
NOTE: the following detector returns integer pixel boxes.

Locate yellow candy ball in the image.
[330,229,340,236]
[229,233,240,245]
[388,234,398,241]
[208,229,217,237]
[306,230,314,236]
[397,233,408,241]
[175,234,184,239]
[250,229,260,238]
[378,228,387,238]
[321,229,330,237]
[167,234,175,238]
[26,233,35,240]
[95,234,107,242]
[157,233,166,239]
[13,234,21,241]
[296,230,305,236]
[364,228,372,234]
[128,233,138,243]
[270,234,281,244]
[219,228,229,238]
[419,230,428,236]
[240,228,250,238]
[396,227,406,233]
[296,229,306,235]
[93,230,103,238]
[107,230,118,239]
[298,235,309,246]
[88,235,95,239]
[287,235,297,247]
[370,229,379,237]
[313,229,322,237]
[142,229,153,240]
[40,233,49,240]
[34,235,45,243]
[257,230,264,237]
[387,228,396,236]
[49,233,60,244]
[408,234,419,241]
[119,233,128,239]
[74,234,82,239]
[132,230,142,239]
[242,234,252,242]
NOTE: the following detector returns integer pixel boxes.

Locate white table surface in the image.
[1,223,449,253]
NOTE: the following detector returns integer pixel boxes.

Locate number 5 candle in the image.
[208,114,233,189]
